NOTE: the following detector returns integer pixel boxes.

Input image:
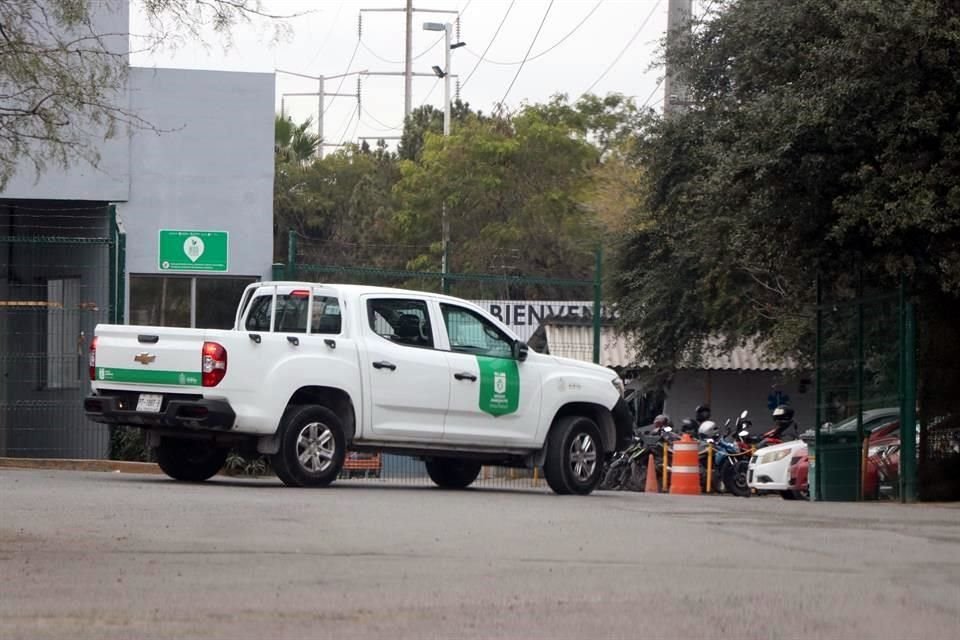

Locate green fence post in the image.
[272,263,285,281]
[287,231,297,280]
[901,298,918,502]
[592,246,603,365]
[814,276,822,501]
[856,273,865,500]
[117,215,126,323]
[108,205,117,324]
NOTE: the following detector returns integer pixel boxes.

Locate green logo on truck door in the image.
[477,356,519,416]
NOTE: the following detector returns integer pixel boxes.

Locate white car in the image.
[747,439,807,498]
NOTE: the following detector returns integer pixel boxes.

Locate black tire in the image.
[155,438,228,482]
[543,415,604,495]
[271,405,346,488]
[724,460,751,497]
[780,490,797,500]
[425,458,482,489]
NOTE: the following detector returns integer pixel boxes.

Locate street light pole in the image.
[423,22,463,292]
[443,23,451,136]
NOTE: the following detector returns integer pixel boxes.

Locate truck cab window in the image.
[367,299,433,348]
[245,295,273,331]
[441,304,513,359]
[311,296,342,334]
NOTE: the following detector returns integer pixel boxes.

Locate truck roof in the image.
[257,281,488,309]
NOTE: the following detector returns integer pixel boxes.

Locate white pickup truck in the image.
[84,282,633,494]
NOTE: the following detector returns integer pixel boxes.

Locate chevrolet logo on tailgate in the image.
[134,352,156,365]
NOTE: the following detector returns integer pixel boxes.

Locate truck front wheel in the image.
[272,405,346,488]
[155,437,228,482]
[543,415,604,495]
[425,458,481,489]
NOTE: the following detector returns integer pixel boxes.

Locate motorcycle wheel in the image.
[724,460,751,498]
[624,461,647,492]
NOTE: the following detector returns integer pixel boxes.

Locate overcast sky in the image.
[130,0,706,149]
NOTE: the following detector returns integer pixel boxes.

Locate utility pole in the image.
[664,0,693,117]
[277,69,365,158]
[359,6,459,118]
[404,0,413,117]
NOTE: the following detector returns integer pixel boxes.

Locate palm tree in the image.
[275,114,321,165]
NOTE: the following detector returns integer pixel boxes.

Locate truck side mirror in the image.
[512,340,529,362]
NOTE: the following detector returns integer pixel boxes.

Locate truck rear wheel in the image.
[272,405,346,488]
[425,458,481,489]
[543,415,604,495]
[155,437,228,482]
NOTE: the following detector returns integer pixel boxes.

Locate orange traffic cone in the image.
[669,434,702,495]
[645,452,659,493]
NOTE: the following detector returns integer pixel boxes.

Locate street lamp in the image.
[423,21,465,136]
[423,22,465,289]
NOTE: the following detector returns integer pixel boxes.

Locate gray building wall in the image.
[664,370,815,435]
[0,0,131,201]
[124,67,275,280]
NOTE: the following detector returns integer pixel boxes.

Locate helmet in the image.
[695,405,711,422]
[772,404,795,423]
[698,420,719,439]
[681,418,697,434]
[653,414,672,429]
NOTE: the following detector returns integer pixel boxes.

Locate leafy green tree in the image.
[0,0,292,189]
[613,0,960,374]
[393,100,604,297]
[274,115,320,165]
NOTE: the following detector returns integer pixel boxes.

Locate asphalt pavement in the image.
[1,468,959,639]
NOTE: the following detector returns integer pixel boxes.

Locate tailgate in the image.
[92,324,207,390]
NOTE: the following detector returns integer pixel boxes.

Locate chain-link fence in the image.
[0,202,123,459]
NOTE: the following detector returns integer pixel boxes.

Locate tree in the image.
[0,0,293,190]
[613,0,960,373]
[393,100,603,297]
[274,114,320,165]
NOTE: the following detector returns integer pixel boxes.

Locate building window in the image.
[130,275,258,329]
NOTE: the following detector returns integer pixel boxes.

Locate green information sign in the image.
[158,230,229,272]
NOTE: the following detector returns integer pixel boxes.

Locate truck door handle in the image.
[454,372,477,382]
[248,333,262,344]
[324,339,336,349]
[287,336,300,346]
[372,361,396,371]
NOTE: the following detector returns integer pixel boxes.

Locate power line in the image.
[464,0,602,67]
[308,0,346,65]
[461,0,515,89]
[361,106,404,132]
[499,0,554,107]
[640,77,665,110]
[359,36,443,65]
[420,78,441,107]
[325,39,361,114]
[580,0,663,97]
[337,104,359,145]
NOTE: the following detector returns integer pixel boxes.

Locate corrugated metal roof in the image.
[543,325,795,371]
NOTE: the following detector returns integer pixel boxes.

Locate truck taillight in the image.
[201,341,227,387]
[89,336,98,380]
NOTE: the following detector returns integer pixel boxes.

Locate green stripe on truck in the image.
[95,367,202,386]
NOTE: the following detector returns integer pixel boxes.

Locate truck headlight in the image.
[611,377,625,397]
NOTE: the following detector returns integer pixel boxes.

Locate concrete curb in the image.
[0,457,162,475]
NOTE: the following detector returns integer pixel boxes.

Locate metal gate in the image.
[0,201,124,459]
[814,281,917,501]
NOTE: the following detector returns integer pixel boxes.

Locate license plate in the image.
[136,394,163,413]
